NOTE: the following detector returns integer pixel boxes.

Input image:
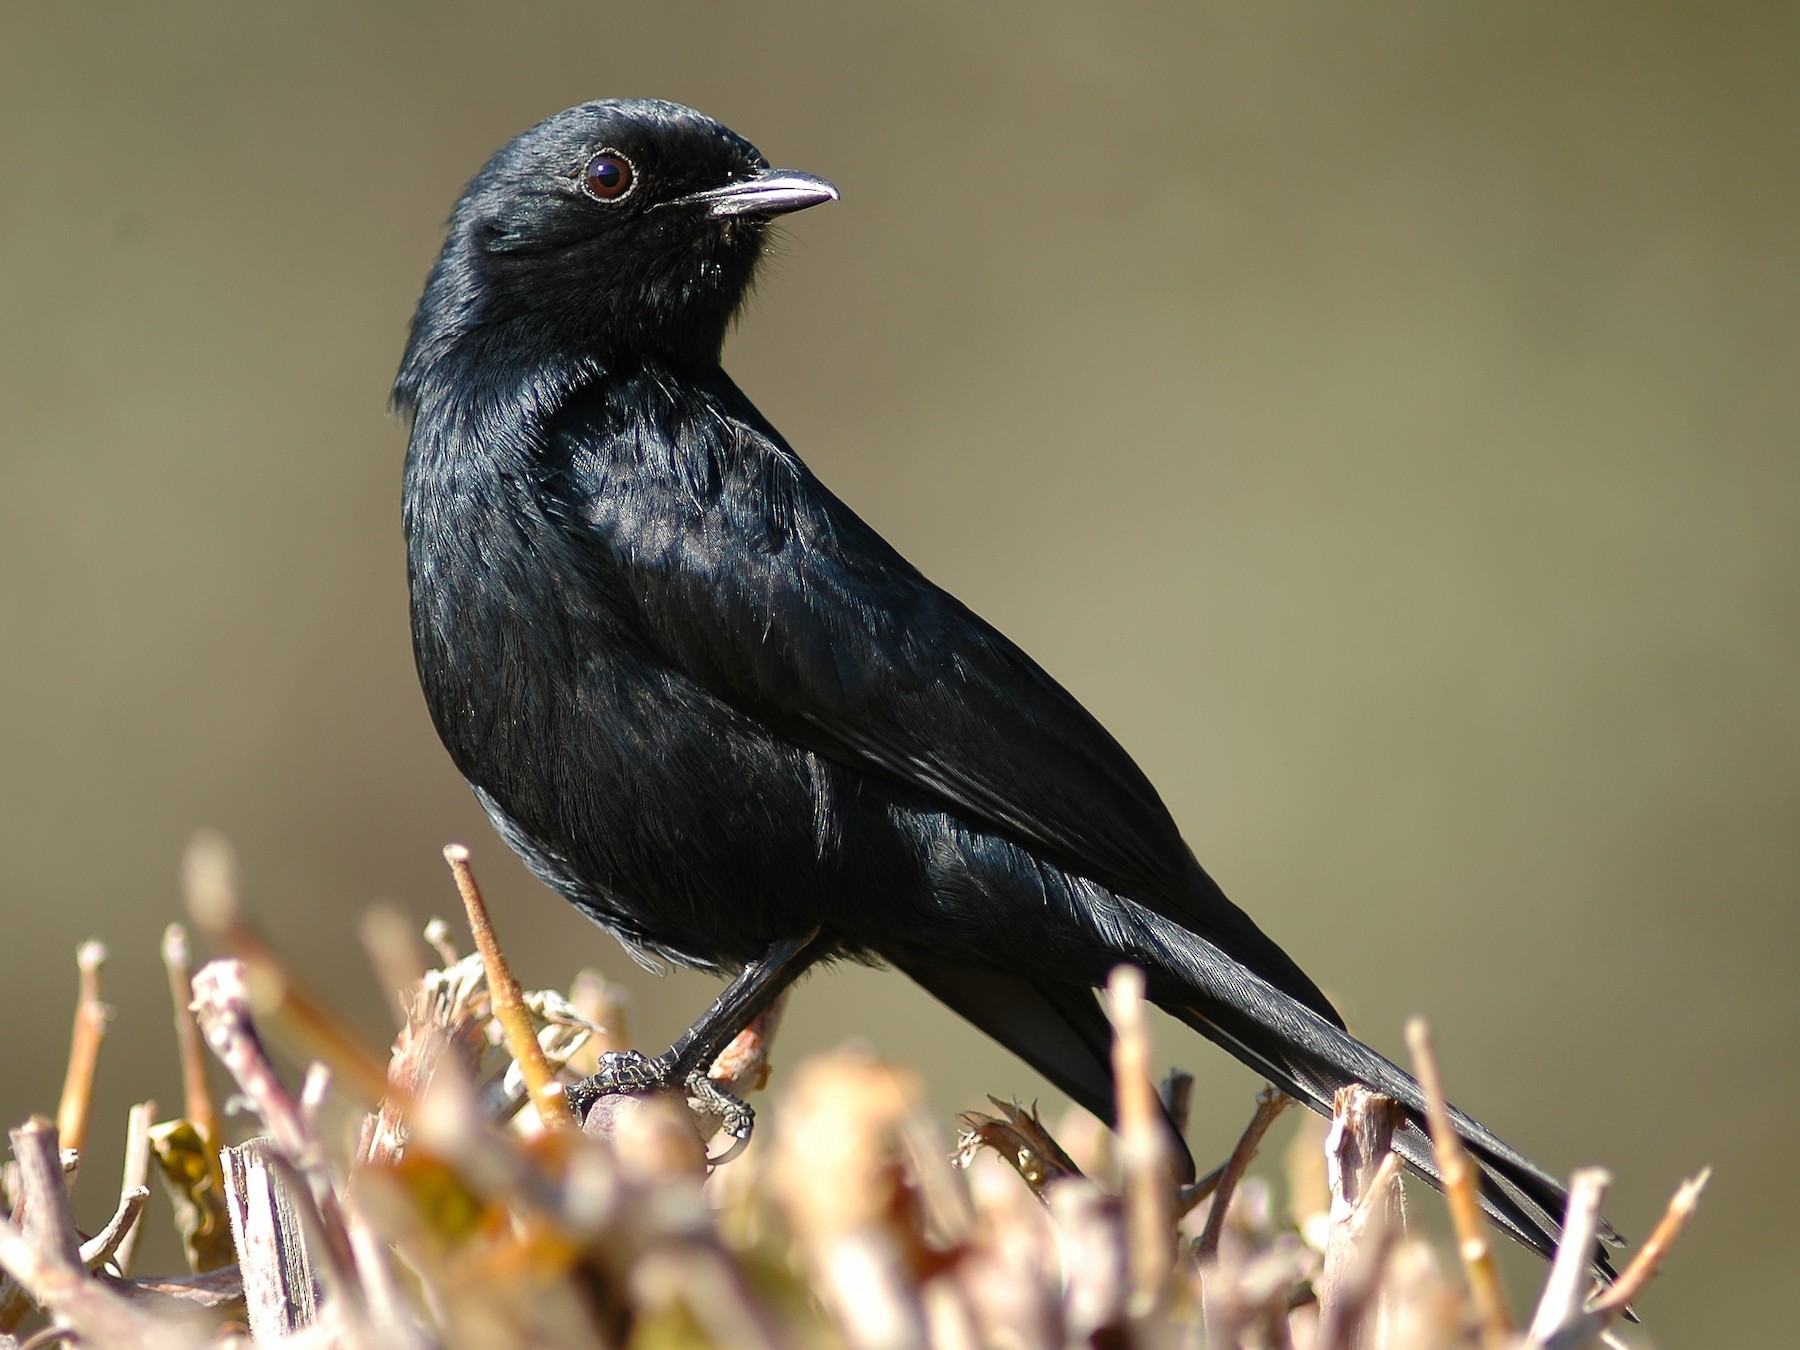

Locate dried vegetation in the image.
[0,838,1705,1348]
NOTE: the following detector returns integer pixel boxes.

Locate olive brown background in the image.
[2,5,1795,1342]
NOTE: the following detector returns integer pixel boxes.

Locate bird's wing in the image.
[538,372,1211,924]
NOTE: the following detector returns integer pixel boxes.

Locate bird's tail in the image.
[1128,905,1623,1283]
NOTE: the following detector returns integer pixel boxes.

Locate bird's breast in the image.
[403,416,847,964]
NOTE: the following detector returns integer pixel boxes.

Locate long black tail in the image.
[1131,906,1623,1283]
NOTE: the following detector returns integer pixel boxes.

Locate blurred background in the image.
[2,3,1794,1340]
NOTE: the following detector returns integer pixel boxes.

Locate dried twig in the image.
[0,864,1706,1350]
[95,1266,242,1312]
[0,1119,82,1333]
[1588,1167,1707,1317]
[0,1212,186,1350]
[110,1102,157,1277]
[1405,1016,1512,1344]
[300,1062,333,1138]
[1103,965,1175,1316]
[188,960,359,1292]
[359,905,431,1031]
[1314,1087,1405,1350]
[159,926,217,1157]
[708,994,787,1098]
[80,1189,149,1275]
[443,844,576,1132]
[57,941,112,1159]
[1525,1166,1613,1348]
[222,1139,321,1341]
[1194,1086,1290,1260]
[773,1051,931,1350]
[182,832,390,1103]
[1047,1180,1128,1344]
[1313,1154,1403,1350]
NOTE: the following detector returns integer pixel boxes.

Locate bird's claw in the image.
[564,1053,755,1143]
[566,1049,674,1120]
[684,1069,756,1140]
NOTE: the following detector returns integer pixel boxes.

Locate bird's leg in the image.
[567,929,826,1139]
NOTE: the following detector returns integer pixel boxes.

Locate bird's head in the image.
[395,99,836,410]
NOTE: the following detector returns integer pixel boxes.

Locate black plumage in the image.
[397,98,1617,1277]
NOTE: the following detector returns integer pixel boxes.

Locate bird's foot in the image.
[564,1052,757,1144]
[684,1069,755,1141]
[566,1049,674,1120]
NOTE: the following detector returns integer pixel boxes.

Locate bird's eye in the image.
[581,151,636,202]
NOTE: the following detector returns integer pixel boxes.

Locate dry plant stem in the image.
[223,1139,322,1341]
[1588,1168,1709,1317]
[409,1072,585,1227]
[1312,1160,1403,1350]
[111,1102,157,1276]
[708,994,787,1095]
[1194,1087,1290,1260]
[359,905,432,1031]
[16,1325,70,1350]
[422,916,460,967]
[443,843,576,1132]
[1525,1167,1611,1347]
[160,925,218,1155]
[12,1120,80,1269]
[182,832,392,1103]
[0,1214,184,1350]
[188,959,360,1286]
[80,1188,149,1273]
[56,941,110,1159]
[1103,965,1175,1317]
[300,1062,333,1137]
[773,1053,931,1350]
[0,1119,82,1334]
[96,1266,242,1312]
[1175,1160,1226,1219]
[1404,1016,1512,1344]
[1316,1087,1405,1349]
[337,1187,420,1349]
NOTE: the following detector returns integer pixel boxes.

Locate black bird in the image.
[397,98,1617,1275]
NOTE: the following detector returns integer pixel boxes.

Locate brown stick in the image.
[79,1188,149,1273]
[12,1120,80,1269]
[1404,1017,1512,1344]
[1588,1167,1709,1317]
[0,1212,185,1350]
[222,1138,322,1341]
[110,1101,157,1276]
[1193,1087,1290,1260]
[182,833,391,1103]
[443,843,576,1132]
[160,924,218,1156]
[1104,965,1175,1317]
[1524,1166,1612,1345]
[0,1118,83,1333]
[359,904,432,1030]
[189,959,361,1293]
[56,941,111,1158]
[1315,1087,1405,1350]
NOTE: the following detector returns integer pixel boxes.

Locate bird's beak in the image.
[666,168,840,219]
